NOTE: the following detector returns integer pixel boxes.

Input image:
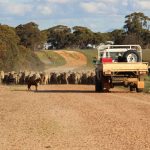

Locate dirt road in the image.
[46,50,87,72]
[0,85,150,150]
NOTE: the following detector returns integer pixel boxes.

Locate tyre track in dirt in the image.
[46,50,87,72]
[0,85,150,150]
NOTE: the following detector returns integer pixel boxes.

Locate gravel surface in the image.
[0,85,150,150]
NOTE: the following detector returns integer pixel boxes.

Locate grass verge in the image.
[143,49,150,64]
[144,76,150,93]
[78,49,97,68]
[35,50,66,68]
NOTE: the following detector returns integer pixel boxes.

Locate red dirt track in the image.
[47,50,87,72]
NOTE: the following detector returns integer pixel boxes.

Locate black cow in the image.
[27,76,41,91]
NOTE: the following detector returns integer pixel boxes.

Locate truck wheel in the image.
[136,88,143,93]
[95,72,104,92]
[123,50,140,62]
[134,81,144,92]
[95,76,101,92]
[129,85,135,92]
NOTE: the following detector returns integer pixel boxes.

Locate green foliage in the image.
[141,30,150,48]
[111,29,125,44]
[117,12,150,47]
[109,12,150,48]
[18,46,44,71]
[47,25,72,49]
[124,12,150,33]
[44,25,112,49]
[0,24,44,71]
[0,25,20,70]
[16,22,45,50]
[93,32,110,46]
[72,26,94,49]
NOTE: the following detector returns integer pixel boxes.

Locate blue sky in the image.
[0,0,150,32]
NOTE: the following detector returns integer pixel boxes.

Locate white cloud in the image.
[81,2,107,13]
[122,0,128,6]
[80,1,118,14]
[80,2,96,13]
[8,3,32,15]
[1,2,32,16]
[47,0,70,3]
[37,5,53,15]
[0,0,149,32]
[95,0,119,5]
[138,0,150,10]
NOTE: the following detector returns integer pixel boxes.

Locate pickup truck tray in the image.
[98,62,148,72]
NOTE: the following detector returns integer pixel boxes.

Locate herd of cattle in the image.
[0,70,96,86]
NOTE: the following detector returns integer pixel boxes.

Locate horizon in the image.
[0,0,150,32]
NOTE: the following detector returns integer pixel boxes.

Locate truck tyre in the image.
[95,72,104,92]
[136,87,143,93]
[123,50,140,62]
[129,85,134,92]
[95,76,101,92]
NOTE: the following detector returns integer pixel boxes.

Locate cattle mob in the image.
[0,70,95,90]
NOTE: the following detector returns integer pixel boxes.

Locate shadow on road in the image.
[34,90,131,93]
[110,91,131,93]
[35,90,95,93]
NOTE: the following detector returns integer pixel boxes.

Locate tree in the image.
[0,25,20,70]
[72,26,94,49]
[16,22,44,50]
[92,32,111,45]
[124,12,150,33]
[111,29,125,44]
[47,25,71,49]
[122,33,143,45]
[141,30,150,48]
[123,12,150,47]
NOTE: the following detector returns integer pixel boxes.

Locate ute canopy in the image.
[96,44,142,63]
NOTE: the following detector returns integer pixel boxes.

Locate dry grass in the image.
[35,50,66,67]
[144,76,150,93]
[143,49,150,64]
